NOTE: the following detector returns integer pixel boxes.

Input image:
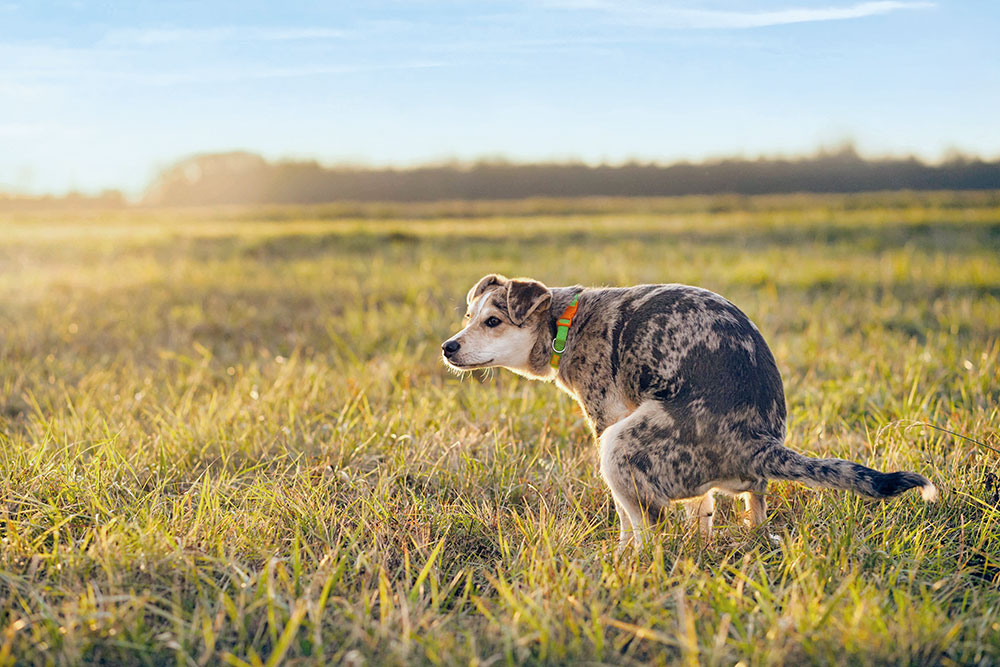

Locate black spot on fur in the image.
[638,368,654,393]
[627,451,652,473]
[574,310,595,331]
[627,417,653,440]
[609,313,628,380]
[653,379,682,402]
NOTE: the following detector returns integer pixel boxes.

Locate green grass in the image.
[1,192,998,665]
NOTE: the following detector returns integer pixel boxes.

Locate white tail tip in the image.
[921,483,939,502]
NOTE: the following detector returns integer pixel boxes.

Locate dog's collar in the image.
[550,293,580,369]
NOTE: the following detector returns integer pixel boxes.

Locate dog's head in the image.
[441,273,553,378]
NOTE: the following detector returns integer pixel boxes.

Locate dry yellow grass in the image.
[1,193,998,664]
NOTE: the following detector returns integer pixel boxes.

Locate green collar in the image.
[550,293,580,369]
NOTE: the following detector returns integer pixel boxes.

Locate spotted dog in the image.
[442,274,938,549]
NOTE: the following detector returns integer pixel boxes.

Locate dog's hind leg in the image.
[599,416,656,552]
[741,485,780,546]
[611,497,638,550]
[741,490,767,528]
[738,479,768,528]
[600,402,698,551]
[683,493,715,538]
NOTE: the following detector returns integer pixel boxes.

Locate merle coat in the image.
[444,275,937,546]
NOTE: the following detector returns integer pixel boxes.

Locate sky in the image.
[1,1,998,197]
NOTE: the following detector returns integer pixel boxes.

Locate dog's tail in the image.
[754,445,938,501]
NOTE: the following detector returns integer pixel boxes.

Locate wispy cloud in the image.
[0,35,442,91]
[132,61,444,86]
[548,1,934,29]
[102,26,347,46]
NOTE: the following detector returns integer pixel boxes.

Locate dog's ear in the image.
[467,274,508,305]
[506,279,551,325]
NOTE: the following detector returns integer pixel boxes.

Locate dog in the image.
[442,274,938,549]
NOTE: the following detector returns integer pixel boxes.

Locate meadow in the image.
[1,192,998,665]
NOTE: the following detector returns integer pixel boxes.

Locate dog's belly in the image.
[690,478,754,497]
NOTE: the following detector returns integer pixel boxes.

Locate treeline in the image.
[0,190,126,211]
[142,147,1000,206]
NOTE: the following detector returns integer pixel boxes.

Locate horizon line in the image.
[3,143,998,200]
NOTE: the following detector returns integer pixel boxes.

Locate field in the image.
[1,192,999,665]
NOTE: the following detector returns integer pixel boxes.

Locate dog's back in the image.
[561,284,786,453]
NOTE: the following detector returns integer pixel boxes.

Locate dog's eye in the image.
[484,316,502,328]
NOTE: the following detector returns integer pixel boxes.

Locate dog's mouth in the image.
[443,356,494,370]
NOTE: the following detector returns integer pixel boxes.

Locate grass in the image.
[1,192,998,665]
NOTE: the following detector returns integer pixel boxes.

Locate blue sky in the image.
[1,1,998,196]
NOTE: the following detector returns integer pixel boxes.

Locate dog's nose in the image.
[442,340,460,357]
